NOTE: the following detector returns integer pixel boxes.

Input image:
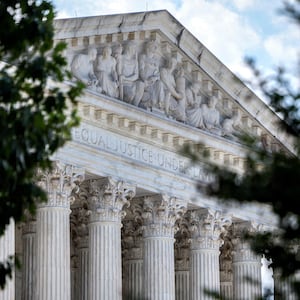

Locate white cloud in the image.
[175,0,261,69]
[264,24,300,68]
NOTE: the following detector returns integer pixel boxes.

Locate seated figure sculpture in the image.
[96,46,119,98]
[201,95,222,135]
[71,47,98,90]
[139,40,164,110]
[186,81,204,128]
[117,42,144,106]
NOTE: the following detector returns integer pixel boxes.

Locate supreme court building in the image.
[0,10,296,300]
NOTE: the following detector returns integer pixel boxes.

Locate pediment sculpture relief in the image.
[70,39,244,140]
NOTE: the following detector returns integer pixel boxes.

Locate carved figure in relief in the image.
[160,58,185,120]
[139,40,164,109]
[201,95,222,134]
[222,113,240,139]
[185,81,204,128]
[96,46,119,98]
[70,47,98,89]
[114,44,123,99]
[117,41,144,106]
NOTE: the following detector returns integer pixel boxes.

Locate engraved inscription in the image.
[72,124,212,182]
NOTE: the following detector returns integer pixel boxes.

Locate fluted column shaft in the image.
[274,270,297,300]
[36,207,71,300]
[189,209,231,300]
[77,244,89,300]
[87,178,135,300]
[0,219,15,300]
[190,247,220,299]
[175,270,189,300]
[35,163,82,300]
[22,218,36,300]
[142,195,186,300]
[89,220,121,299]
[232,222,262,300]
[144,232,175,300]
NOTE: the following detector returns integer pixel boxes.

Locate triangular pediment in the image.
[54,10,294,156]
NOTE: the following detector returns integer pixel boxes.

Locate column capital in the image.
[87,177,136,223]
[37,161,85,208]
[122,219,143,260]
[189,208,232,249]
[72,206,90,249]
[142,195,187,237]
[232,221,262,263]
[220,232,233,283]
[175,215,190,271]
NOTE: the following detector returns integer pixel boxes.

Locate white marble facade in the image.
[0,10,295,300]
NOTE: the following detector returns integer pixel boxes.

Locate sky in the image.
[52,0,300,96]
[51,0,298,295]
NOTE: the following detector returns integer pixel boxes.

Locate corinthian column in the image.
[142,195,186,300]
[232,221,262,300]
[76,207,89,300]
[122,204,143,300]
[175,215,190,300]
[220,231,233,299]
[22,216,36,300]
[87,177,135,300]
[35,162,83,300]
[0,219,15,300]
[188,209,231,300]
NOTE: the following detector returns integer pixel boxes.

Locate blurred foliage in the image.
[184,0,300,298]
[0,0,83,288]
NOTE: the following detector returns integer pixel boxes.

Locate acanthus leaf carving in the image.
[87,177,136,223]
[188,208,232,250]
[142,194,187,238]
[37,162,85,208]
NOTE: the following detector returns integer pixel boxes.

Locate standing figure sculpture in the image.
[117,42,144,106]
[96,46,119,98]
[160,57,185,120]
[139,40,164,110]
[71,47,98,90]
[186,81,204,128]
